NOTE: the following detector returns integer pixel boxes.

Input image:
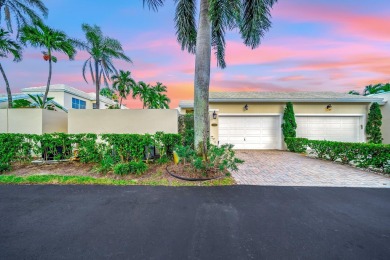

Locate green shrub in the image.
[282,102,297,142]
[286,137,390,173]
[174,144,244,175]
[113,161,148,176]
[366,102,382,144]
[154,132,181,159]
[0,132,181,173]
[285,137,308,153]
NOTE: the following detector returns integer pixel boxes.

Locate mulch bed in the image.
[5,161,231,184]
[167,164,228,180]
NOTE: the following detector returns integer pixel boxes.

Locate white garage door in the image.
[219,116,280,149]
[296,116,362,142]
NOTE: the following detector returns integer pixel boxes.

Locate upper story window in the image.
[72,97,86,109]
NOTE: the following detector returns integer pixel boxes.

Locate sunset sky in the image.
[2,0,390,108]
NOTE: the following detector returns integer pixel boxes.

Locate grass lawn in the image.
[0,174,235,186]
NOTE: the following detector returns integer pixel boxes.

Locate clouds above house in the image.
[2,0,389,108]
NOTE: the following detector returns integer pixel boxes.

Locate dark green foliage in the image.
[178,113,195,148]
[286,137,390,173]
[101,134,154,162]
[175,144,244,175]
[284,137,308,153]
[113,161,148,176]
[154,132,182,159]
[0,132,181,174]
[366,102,382,144]
[282,102,297,142]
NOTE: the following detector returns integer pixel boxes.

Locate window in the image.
[72,97,86,109]
[92,103,97,109]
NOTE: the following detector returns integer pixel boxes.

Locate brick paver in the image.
[234,150,390,188]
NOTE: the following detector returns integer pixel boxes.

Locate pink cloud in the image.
[274,2,390,40]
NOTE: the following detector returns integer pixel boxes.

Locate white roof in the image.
[179,91,384,108]
[22,84,117,106]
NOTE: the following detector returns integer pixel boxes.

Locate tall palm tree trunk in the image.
[43,50,52,104]
[194,0,211,157]
[120,96,123,107]
[95,60,100,109]
[0,63,12,108]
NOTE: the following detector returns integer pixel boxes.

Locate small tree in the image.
[282,102,297,141]
[366,102,382,144]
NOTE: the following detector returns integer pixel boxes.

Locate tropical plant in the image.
[363,84,384,96]
[143,0,278,156]
[76,24,132,109]
[0,0,48,36]
[111,70,136,107]
[366,102,382,144]
[132,81,151,109]
[154,82,170,109]
[20,20,77,104]
[0,29,22,108]
[132,81,170,109]
[348,90,360,95]
[281,102,297,142]
[99,87,115,99]
[13,94,66,111]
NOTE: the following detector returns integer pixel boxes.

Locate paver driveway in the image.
[234,150,390,187]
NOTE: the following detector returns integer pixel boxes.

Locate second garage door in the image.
[218,116,280,149]
[296,116,363,142]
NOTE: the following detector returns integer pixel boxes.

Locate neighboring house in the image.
[0,93,67,112]
[367,91,390,144]
[179,92,384,149]
[21,84,126,110]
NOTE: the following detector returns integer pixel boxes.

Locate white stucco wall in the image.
[68,109,178,134]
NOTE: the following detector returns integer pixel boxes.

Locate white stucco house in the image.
[20,84,126,110]
[179,91,386,149]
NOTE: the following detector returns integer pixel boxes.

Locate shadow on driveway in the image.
[0,185,389,259]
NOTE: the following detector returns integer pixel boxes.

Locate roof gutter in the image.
[209,98,385,104]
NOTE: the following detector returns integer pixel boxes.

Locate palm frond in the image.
[174,0,197,54]
[239,0,278,49]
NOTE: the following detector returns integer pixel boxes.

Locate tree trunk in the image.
[0,63,12,108]
[95,60,100,109]
[194,0,211,157]
[43,49,52,105]
[120,96,123,107]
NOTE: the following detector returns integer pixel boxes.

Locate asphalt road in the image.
[0,185,389,260]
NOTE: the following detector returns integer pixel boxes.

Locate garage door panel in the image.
[219,116,280,149]
[296,116,361,143]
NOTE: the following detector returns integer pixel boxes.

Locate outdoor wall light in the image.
[326,104,332,111]
[244,104,249,111]
[212,110,217,119]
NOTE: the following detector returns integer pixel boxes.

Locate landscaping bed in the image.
[1,161,235,186]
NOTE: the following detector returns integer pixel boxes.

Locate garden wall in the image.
[68,109,178,134]
[0,109,68,134]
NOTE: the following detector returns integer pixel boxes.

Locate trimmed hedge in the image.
[0,132,181,173]
[285,137,390,173]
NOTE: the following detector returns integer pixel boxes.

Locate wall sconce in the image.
[244,104,249,111]
[212,110,217,119]
[326,104,332,111]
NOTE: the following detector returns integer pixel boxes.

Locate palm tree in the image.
[76,24,132,109]
[0,29,22,108]
[20,20,77,104]
[133,81,151,109]
[0,0,48,36]
[143,0,278,155]
[363,84,383,96]
[154,82,170,109]
[100,87,115,99]
[111,70,136,107]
